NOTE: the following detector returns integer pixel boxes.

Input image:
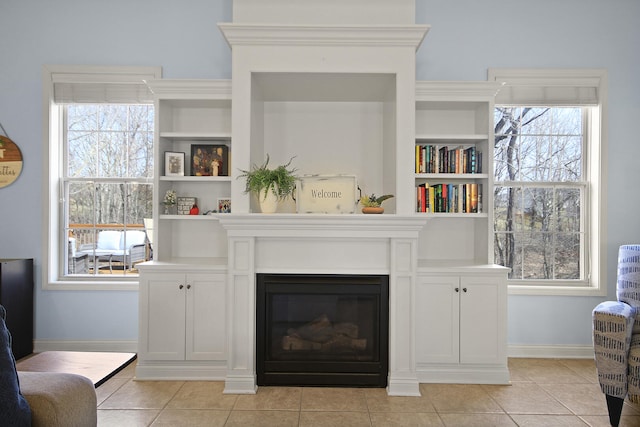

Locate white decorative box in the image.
[177,197,197,215]
[296,175,358,214]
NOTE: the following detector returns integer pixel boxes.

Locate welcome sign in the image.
[296,175,358,214]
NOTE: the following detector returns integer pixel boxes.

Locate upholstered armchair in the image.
[593,244,640,426]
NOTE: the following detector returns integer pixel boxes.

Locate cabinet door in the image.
[185,273,226,360]
[415,276,460,364]
[459,276,503,365]
[140,273,187,360]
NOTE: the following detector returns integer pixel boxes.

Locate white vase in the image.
[258,188,279,213]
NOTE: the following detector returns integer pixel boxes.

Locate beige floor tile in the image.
[509,414,590,426]
[234,386,302,410]
[438,413,517,426]
[301,387,368,412]
[370,412,444,427]
[483,382,572,414]
[97,409,160,427]
[558,359,599,383]
[365,388,436,413]
[91,358,636,426]
[507,359,536,383]
[623,400,640,415]
[538,382,609,416]
[150,409,229,426]
[165,381,237,410]
[420,384,504,414]
[113,361,137,379]
[509,358,591,384]
[299,411,372,427]
[99,380,183,409]
[225,410,300,427]
[96,377,129,406]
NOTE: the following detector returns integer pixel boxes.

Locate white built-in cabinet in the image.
[136,78,509,385]
[416,270,509,383]
[136,266,227,379]
[136,80,232,380]
[413,82,509,384]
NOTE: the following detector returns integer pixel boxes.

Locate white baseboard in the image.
[508,344,594,359]
[33,340,137,353]
[32,341,593,361]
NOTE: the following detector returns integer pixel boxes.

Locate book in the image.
[470,183,478,213]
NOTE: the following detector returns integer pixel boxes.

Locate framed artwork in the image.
[191,144,229,176]
[164,151,185,176]
[217,198,231,213]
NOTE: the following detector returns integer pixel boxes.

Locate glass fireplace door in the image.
[256,274,389,387]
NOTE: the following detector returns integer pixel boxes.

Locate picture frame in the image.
[217,198,231,213]
[164,151,185,177]
[191,144,229,176]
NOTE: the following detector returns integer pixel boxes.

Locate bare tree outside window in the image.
[494,107,584,282]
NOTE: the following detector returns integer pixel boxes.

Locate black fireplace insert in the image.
[256,273,389,387]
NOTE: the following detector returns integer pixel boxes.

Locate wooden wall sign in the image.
[0,136,23,188]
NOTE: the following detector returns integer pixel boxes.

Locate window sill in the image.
[508,283,606,297]
[44,278,139,291]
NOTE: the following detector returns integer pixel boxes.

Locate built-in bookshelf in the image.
[414,81,502,263]
[146,80,232,261]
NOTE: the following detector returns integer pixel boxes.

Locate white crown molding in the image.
[144,79,232,99]
[218,23,429,50]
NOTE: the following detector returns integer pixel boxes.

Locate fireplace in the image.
[256,273,389,387]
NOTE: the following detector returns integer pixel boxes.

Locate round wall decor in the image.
[0,135,23,188]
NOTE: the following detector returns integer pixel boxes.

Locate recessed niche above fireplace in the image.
[256,274,389,387]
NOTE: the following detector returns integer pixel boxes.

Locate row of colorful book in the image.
[416,183,482,213]
[415,145,482,174]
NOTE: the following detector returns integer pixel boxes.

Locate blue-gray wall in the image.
[0,0,638,350]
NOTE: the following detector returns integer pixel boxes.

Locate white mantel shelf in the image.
[217,214,428,238]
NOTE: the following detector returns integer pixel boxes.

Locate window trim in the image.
[42,65,161,290]
[488,69,607,296]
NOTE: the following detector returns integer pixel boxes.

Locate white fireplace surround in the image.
[135,0,510,399]
[218,214,427,395]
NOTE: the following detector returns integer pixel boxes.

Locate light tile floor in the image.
[97,358,640,426]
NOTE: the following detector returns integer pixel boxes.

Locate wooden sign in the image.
[296,175,358,214]
[0,136,23,188]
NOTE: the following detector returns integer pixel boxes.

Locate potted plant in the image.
[360,193,394,214]
[239,155,297,213]
[162,189,177,215]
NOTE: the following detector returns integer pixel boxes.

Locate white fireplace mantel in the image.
[219,214,427,396]
[218,213,427,237]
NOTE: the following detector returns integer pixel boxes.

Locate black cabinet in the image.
[0,259,34,359]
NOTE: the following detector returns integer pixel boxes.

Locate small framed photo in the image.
[191,144,229,176]
[164,151,185,176]
[217,198,231,213]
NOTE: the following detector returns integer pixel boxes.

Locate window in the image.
[488,69,606,295]
[43,65,161,289]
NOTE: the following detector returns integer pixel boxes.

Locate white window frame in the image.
[488,69,607,296]
[42,65,161,290]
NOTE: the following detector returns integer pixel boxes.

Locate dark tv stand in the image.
[0,259,34,359]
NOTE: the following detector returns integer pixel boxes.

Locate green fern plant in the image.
[238,155,298,200]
